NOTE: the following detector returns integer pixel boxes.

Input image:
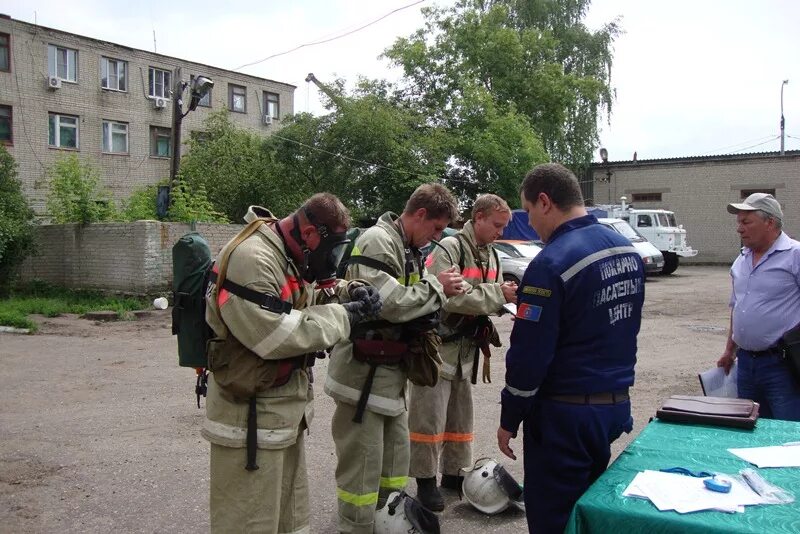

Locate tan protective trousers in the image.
[408,376,474,478]
[209,434,309,534]
[331,401,410,534]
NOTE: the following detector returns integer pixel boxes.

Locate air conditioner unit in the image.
[47,76,62,90]
[262,114,273,125]
[153,97,167,110]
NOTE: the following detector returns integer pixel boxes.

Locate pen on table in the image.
[782,441,800,446]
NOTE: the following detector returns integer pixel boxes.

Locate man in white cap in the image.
[717,192,800,421]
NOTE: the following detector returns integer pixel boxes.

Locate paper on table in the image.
[698,360,738,398]
[728,444,800,468]
[622,470,762,514]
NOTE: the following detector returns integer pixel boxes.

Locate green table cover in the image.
[565,418,800,534]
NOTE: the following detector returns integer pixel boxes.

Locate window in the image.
[0,33,10,72]
[149,67,172,99]
[102,120,128,154]
[191,75,211,107]
[0,105,11,144]
[48,113,79,149]
[48,45,77,82]
[229,84,246,113]
[740,188,776,199]
[637,214,652,227]
[150,126,171,157]
[101,57,127,91]
[264,91,279,119]
[631,192,662,203]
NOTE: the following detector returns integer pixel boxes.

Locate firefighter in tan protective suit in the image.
[324,183,465,534]
[408,194,518,511]
[202,194,381,534]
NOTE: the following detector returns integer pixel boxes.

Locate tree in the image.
[46,154,116,223]
[178,111,303,222]
[270,79,451,221]
[0,145,36,297]
[384,0,619,170]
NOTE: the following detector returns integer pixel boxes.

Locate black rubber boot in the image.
[440,474,463,491]
[416,477,445,512]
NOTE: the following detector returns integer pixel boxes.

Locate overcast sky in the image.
[5,0,800,162]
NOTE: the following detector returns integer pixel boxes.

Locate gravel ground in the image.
[0,265,732,533]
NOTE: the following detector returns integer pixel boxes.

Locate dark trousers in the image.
[737,348,800,421]
[522,398,632,534]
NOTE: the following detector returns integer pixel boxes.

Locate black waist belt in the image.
[745,347,783,358]
[546,389,629,405]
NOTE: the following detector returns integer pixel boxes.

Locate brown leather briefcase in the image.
[656,395,759,430]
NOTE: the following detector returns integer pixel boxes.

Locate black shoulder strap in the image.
[490,246,501,283]
[455,234,466,272]
[347,255,399,279]
[208,270,292,315]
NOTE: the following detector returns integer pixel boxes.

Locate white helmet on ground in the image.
[461,457,524,515]
[374,491,441,534]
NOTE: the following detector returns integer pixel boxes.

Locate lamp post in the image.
[599,147,613,203]
[170,67,214,182]
[781,79,789,156]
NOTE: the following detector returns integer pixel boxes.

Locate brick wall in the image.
[0,16,294,216]
[592,153,800,263]
[20,221,243,294]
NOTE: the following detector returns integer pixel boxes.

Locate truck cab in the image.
[598,201,698,275]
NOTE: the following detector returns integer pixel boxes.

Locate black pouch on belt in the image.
[780,324,800,385]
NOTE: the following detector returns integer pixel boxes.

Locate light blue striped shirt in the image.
[730,232,800,351]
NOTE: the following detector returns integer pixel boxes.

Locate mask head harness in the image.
[290,208,350,289]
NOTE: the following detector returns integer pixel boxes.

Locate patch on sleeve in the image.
[522,285,552,297]
[516,303,542,322]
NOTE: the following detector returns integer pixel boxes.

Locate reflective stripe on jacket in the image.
[203,206,351,449]
[324,211,446,416]
[428,221,505,380]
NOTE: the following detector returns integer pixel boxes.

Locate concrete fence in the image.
[20,221,244,295]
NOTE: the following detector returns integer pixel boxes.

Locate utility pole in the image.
[781,79,789,156]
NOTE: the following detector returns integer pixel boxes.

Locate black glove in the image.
[342,301,367,327]
[349,285,382,317]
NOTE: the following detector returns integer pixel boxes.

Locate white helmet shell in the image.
[374,491,441,534]
[461,458,524,515]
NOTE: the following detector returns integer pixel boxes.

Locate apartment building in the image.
[0,14,295,215]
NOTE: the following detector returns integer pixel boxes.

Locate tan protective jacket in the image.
[324,212,446,416]
[428,221,505,380]
[202,207,352,449]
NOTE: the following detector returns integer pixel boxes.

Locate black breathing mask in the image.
[291,210,350,289]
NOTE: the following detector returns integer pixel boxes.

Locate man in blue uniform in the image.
[497,163,645,534]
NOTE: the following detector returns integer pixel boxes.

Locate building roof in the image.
[590,149,800,169]
[1,14,295,89]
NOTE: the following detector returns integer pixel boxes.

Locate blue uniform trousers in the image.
[522,398,632,534]
[737,348,800,421]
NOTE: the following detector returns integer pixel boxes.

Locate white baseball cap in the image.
[727,193,783,220]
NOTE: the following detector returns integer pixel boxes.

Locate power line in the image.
[727,136,781,154]
[700,134,778,155]
[267,131,476,184]
[232,0,426,71]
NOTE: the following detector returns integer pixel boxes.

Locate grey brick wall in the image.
[21,222,243,294]
[0,16,294,217]
[591,153,800,264]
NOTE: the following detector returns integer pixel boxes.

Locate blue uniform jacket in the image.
[500,215,645,434]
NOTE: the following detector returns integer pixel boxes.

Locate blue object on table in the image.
[660,467,714,478]
[704,477,732,493]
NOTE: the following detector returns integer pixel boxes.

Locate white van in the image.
[598,218,664,275]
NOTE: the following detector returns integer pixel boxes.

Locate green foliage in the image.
[0,145,36,298]
[270,84,449,220]
[179,111,299,221]
[167,181,228,223]
[121,182,161,221]
[0,281,151,333]
[46,154,117,223]
[384,0,619,169]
